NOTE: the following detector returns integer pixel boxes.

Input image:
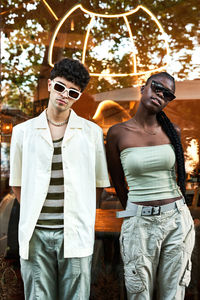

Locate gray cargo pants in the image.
[20,228,92,300]
[120,202,195,300]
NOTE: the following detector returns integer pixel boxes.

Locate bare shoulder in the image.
[107,121,129,140]
[173,123,181,137]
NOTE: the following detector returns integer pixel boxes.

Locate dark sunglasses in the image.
[151,80,176,101]
[52,80,82,100]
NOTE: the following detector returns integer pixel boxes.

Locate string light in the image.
[82,16,95,65]
[42,0,59,21]
[48,4,80,66]
[48,4,170,77]
[92,100,114,120]
[123,15,137,74]
[92,100,131,121]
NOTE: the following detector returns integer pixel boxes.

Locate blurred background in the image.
[0,0,200,299]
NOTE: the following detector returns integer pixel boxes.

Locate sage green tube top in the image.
[120,144,182,202]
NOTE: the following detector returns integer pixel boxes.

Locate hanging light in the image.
[48,4,170,77]
[2,122,13,134]
[70,18,75,31]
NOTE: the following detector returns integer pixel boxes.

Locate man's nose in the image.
[61,90,69,98]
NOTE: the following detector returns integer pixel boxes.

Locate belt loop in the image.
[175,199,182,212]
[136,205,142,216]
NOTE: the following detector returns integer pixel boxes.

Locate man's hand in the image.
[12,186,21,203]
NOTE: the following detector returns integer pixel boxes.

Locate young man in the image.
[10,58,110,300]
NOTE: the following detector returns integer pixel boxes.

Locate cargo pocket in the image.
[120,217,138,264]
[180,260,192,287]
[124,263,145,294]
[120,236,127,259]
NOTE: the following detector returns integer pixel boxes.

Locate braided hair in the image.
[147,72,186,198]
[157,111,186,198]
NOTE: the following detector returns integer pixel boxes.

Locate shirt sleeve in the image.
[95,127,110,187]
[9,126,23,186]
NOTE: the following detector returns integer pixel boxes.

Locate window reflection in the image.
[1,0,200,298]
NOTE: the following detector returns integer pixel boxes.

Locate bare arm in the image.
[106,126,128,209]
[12,186,21,203]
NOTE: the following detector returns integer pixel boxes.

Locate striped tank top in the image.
[36,137,64,228]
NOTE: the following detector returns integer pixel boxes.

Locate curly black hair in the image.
[50,58,90,91]
[146,72,186,198]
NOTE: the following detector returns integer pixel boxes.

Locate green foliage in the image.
[1,0,200,112]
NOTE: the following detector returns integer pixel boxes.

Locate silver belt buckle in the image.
[152,206,161,215]
[141,206,161,216]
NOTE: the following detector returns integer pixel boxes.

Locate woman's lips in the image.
[151,97,161,106]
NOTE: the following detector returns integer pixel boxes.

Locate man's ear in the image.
[141,85,145,94]
[47,79,51,92]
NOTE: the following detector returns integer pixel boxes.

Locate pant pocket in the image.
[124,263,145,294]
[179,259,192,287]
[120,217,138,264]
[71,258,81,275]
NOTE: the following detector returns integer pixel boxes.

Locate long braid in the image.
[157,111,186,198]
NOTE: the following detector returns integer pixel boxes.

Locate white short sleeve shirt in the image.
[9,109,110,259]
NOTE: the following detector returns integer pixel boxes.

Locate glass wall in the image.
[1,0,200,298]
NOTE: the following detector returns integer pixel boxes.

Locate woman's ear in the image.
[140,85,145,94]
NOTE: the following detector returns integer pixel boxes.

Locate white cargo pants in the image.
[120,203,195,300]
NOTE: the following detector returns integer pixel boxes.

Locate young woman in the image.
[106,72,195,300]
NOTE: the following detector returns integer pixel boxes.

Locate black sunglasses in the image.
[52,80,82,100]
[151,80,176,102]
